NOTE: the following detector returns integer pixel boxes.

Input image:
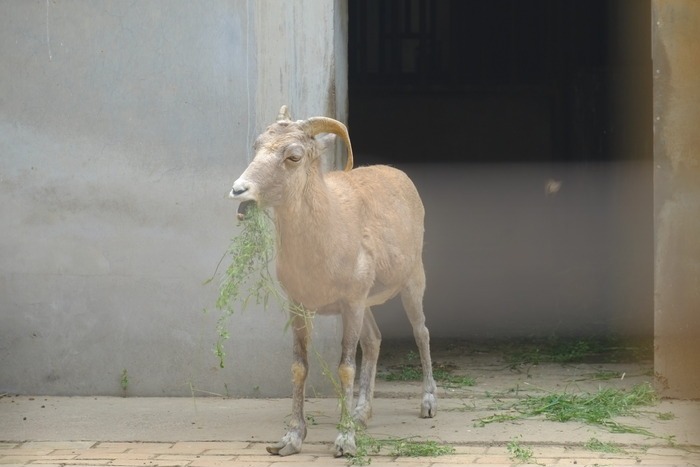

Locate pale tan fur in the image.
[229,110,436,458]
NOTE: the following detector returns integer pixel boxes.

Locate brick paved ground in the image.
[0,440,697,466]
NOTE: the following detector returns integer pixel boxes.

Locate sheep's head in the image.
[230,106,353,219]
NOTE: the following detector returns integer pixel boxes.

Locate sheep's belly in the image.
[366,284,400,307]
[309,284,399,315]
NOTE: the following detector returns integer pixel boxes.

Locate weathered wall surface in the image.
[0,0,346,396]
[652,0,700,399]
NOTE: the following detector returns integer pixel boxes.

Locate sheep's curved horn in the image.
[277,105,292,122]
[302,117,354,171]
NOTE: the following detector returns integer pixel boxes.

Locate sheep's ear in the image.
[277,105,292,121]
[315,133,337,153]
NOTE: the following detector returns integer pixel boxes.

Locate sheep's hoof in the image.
[421,393,437,418]
[334,431,357,458]
[267,430,303,456]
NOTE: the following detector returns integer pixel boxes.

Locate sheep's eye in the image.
[284,144,303,163]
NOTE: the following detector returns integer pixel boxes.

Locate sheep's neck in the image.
[273,169,342,305]
[275,171,335,256]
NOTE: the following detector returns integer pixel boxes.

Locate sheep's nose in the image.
[229,180,249,198]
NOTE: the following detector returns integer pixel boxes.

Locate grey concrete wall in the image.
[0,0,347,397]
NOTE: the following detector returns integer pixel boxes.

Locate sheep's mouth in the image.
[237,200,256,221]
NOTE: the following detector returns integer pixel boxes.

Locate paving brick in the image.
[187,459,243,467]
[168,442,224,455]
[402,454,477,463]
[532,446,577,458]
[21,442,95,451]
[432,464,512,467]
[154,454,199,462]
[98,452,157,460]
[49,449,90,456]
[364,461,425,467]
[187,456,246,467]
[452,445,488,455]
[74,456,129,460]
[5,449,55,456]
[23,455,82,462]
[190,459,269,467]
[638,458,698,465]
[556,458,640,465]
[34,460,111,466]
[185,455,238,467]
[237,454,320,463]
[474,455,515,464]
[201,443,255,456]
[93,443,140,452]
[9,464,62,467]
[483,446,510,456]
[124,444,175,454]
[105,459,184,467]
[90,444,131,453]
[0,456,42,465]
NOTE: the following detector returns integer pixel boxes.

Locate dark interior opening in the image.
[348,0,648,165]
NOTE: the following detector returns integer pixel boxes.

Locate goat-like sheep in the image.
[229,106,437,458]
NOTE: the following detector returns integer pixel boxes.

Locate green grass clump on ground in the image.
[585,437,625,454]
[477,382,658,435]
[381,351,476,388]
[503,336,653,368]
[349,429,455,466]
[507,437,536,463]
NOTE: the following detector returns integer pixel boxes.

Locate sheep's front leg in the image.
[267,313,309,456]
[334,304,364,458]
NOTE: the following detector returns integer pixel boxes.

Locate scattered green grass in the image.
[383,364,422,382]
[436,371,477,388]
[382,351,475,388]
[476,382,658,435]
[502,337,652,368]
[656,411,675,421]
[585,437,625,454]
[590,369,625,381]
[350,428,455,466]
[507,437,535,463]
[504,338,599,367]
[120,369,129,392]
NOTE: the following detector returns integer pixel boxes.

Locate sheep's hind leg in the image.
[267,312,309,456]
[352,307,381,427]
[400,264,437,418]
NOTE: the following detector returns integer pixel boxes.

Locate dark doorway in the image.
[348,0,634,164]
